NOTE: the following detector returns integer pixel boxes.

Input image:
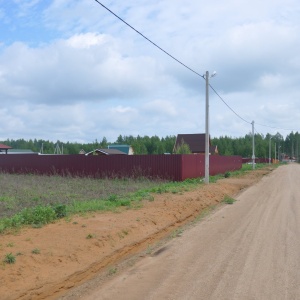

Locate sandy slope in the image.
[0,166,273,300]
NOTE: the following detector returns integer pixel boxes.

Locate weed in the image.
[32,248,40,254]
[0,173,165,221]
[52,204,67,218]
[0,165,269,233]
[146,245,153,255]
[118,229,129,239]
[6,242,14,248]
[107,194,118,202]
[155,187,167,194]
[31,223,43,229]
[108,267,117,276]
[192,206,217,224]
[224,172,231,178]
[86,234,95,239]
[223,195,236,205]
[170,228,183,238]
[3,253,16,264]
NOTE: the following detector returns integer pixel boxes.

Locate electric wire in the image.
[210,84,298,132]
[255,122,295,132]
[94,0,298,134]
[93,0,204,78]
[209,84,252,125]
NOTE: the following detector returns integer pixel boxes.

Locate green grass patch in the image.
[223,195,236,205]
[86,233,95,239]
[3,253,16,264]
[31,248,40,254]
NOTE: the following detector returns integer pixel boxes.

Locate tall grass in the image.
[0,164,270,233]
[0,174,165,219]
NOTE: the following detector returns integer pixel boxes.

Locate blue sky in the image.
[1,0,300,143]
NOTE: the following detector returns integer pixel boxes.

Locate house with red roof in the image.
[0,143,12,154]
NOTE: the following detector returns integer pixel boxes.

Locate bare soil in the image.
[0,166,273,300]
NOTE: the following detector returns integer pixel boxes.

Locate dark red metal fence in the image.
[0,154,242,181]
[181,154,242,180]
[242,157,269,164]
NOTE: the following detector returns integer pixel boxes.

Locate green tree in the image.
[174,139,192,154]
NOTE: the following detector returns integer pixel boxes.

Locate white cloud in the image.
[0,33,170,106]
[1,0,300,142]
[143,99,177,116]
[66,32,106,49]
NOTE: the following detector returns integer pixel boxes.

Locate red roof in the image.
[173,133,218,154]
[174,134,208,153]
[0,144,12,150]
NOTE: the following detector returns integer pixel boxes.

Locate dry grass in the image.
[0,173,165,219]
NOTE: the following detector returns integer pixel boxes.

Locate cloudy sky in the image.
[1,0,300,143]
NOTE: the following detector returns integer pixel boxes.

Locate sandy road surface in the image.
[82,164,300,300]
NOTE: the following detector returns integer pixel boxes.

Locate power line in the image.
[209,84,251,124]
[210,84,298,132]
[255,122,296,132]
[94,0,298,134]
[93,0,204,78]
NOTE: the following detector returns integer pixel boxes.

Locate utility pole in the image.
[297,140,299,162]
[269,136,272,164]
[204,71,210,184]
[204,71,217,183]
[252,121,255,169]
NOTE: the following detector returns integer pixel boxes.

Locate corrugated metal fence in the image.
[0,154,242,181]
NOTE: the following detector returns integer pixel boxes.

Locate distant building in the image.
[6,149,38,155]
[173,133,218,154]
[0,143,12,154]
[108,145,134,155]
[85,148,127,156]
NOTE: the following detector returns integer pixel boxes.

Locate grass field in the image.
[0,163,268,233]
[0,173,169,219]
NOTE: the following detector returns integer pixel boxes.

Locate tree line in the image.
[1,131,300,159]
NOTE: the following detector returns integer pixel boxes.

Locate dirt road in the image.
[81,164,300,300]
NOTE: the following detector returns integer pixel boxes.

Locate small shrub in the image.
[170,228,183,238]
[3,253,16,264]
[31,248,40,254]
[108,267,117,275]
[52,204,67,218]
[86,233,95,239]
[155,187,167,194]
[224,172,231,178]
[21,205,56,225]
[107,194,118,202]
[223,195,236,205]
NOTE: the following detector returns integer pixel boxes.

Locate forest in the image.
[1,131,300,160]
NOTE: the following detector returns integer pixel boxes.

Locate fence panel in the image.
[181,155,242,180]
[0,154,242,181]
